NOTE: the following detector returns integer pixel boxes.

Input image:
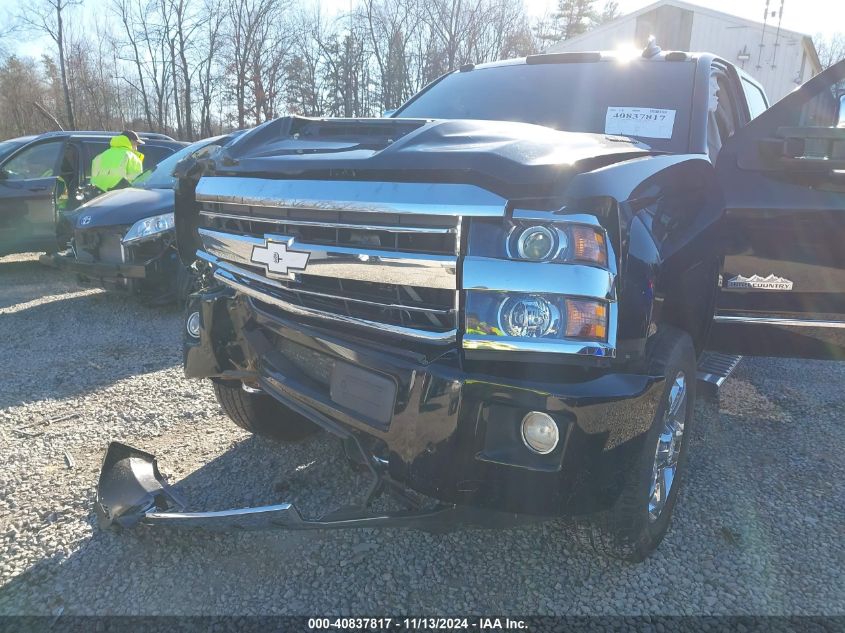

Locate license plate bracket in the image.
[329,361,397,429]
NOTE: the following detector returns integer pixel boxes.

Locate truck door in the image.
[0,139,65,255]
[708,59,845,359]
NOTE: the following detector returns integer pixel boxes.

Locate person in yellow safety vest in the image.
[90,130,145,192]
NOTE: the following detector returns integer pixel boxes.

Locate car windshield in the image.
[132,139,216,189]
[396,59,697,153]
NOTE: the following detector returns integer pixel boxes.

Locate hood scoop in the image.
[248,116,429,156]
[215,116,655,199]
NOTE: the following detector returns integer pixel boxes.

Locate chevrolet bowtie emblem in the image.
[250,238,310,276]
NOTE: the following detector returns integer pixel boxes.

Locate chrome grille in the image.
[194,178,507,343]
[201,206,457,256]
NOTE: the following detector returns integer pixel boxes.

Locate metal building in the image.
[546,0,822,102]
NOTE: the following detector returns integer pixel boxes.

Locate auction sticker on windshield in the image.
[605,107,676,139]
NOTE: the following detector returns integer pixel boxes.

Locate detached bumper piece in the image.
[95,441,523,532]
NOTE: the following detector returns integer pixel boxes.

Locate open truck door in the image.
[708,59,845,359]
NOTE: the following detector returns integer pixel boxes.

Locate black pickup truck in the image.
[97,47,845,562]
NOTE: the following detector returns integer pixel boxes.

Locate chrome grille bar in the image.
[213,266,456,343]
[197,252,454,316]
[199,228,457,290]
[199,210,458,235]
[195,177,507,217]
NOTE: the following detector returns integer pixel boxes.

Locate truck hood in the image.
[208,117,655,199]
[71,187,175,230]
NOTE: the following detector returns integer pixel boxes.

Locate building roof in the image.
[547,0,821,71]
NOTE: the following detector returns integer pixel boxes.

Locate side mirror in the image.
[382,109,396,118]
[0,169,7,181]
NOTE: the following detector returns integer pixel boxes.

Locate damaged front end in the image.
[95,441,525,532]
[48,221,182,302]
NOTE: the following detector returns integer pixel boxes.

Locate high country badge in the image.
[727,274,794,291]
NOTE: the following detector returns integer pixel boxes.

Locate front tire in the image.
[575,326,697,562]
[213,380,321,442]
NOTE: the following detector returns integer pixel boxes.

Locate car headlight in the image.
[122,212,175,244]
[507,223,607,266]
[498,295,561,338]
[515,225,558,260]
[467,292,608,342]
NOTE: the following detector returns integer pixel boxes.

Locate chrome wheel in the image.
[648,371,687,522]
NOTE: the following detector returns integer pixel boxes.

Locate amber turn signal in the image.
[564,299,608,341]
[570,226,607,266]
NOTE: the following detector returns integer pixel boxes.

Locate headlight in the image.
[498,295,561,338]
[515,225,558,260]
[466,292,608,342]
[508,222,606,266]
[122,212,175,244]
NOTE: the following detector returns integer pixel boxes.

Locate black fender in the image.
[566,155,723,364]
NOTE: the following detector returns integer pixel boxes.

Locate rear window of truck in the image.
[396,60,696,153]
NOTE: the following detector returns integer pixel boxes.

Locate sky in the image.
[6,0,845,60]
[302,0,845,38]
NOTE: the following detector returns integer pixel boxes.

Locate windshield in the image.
[133,139,218,189]
[396,59,697,153]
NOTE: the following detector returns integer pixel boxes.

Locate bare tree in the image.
[422,0,490,72]
[197,0,226,135]
[226,0,280,128]
[112,0,155,129]
[815,32,845,70]
[540,0,595,44]
[4,0,549,139]
[17,0,83,129]
[362,0,417,110]
[0,56,49,137]
[593,0,618,26]
[170,0,203,139]
[0,8,20,58]
[285,7,329,117]
[137,0,173,130]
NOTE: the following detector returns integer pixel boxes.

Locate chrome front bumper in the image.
[95,441,526,532]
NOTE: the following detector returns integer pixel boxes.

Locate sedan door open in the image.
[0,139,65,255]
[708,59,845,359]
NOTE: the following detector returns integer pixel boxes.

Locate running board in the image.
[697,352,742,395]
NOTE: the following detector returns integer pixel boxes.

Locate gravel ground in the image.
[0,252,843,617]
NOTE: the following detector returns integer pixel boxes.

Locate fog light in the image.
[498,295,560,338]
[186,311,201,338]
[521,411,559,454]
